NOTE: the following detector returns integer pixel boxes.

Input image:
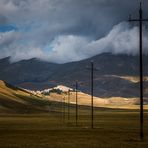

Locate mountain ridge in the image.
[0,53,148,98]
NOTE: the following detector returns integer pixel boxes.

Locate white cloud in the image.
[0,1,148,63]
[0,22,148,63]
[48,35,90,63]
[85,22,140,56]
[47,22,148,63]
[9,46,46,62]
[0,30,20,46]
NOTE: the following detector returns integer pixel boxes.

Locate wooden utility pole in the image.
[129,1,148,140]
[75,81,78,126]
[91,61,94,129]
[62,97,65,124]
[67,89,70,121]
[86,60,98,129]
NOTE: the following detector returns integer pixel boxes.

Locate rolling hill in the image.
[28,85,148,110]
[0,80,55,114]
[1,79,148,113]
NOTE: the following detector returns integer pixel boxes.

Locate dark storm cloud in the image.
[0,15,8,24]
[0,0,148,63]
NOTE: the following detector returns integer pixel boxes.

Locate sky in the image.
[0,0,148,63]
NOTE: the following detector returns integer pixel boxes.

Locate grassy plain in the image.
[0,108,148,148]
[1,80,148,147]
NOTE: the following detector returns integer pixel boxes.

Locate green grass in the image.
[0,111,148,148]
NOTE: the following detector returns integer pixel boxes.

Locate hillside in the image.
[0,80,55,113]
[0,53,148,98]
[1,79,148,113]
[28,85,148,110]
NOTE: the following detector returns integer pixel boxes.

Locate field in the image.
[0,107,148,148]
[0,80,148,147]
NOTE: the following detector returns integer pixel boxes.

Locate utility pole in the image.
[128,1,148,140]
[86,60,97,129]
[62,97,66,124]
[91,61,94,129]
[62,97,64,124]
[67,89,70,121]
[76,81,78,126]
[61,98,63,125]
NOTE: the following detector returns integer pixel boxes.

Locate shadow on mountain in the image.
[0,53,148,98]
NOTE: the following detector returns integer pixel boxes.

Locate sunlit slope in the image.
[0,80,51,113]
[47,91,148,110]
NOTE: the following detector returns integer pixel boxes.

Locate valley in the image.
[0,54,148,148]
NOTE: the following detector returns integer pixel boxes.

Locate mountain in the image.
[0,53,148,98]
[0,57,59,84]
[0,80,55,114]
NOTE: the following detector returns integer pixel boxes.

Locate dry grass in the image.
[0,80,55,113]
[0,80,148,147]
[120,76,148,83]
[104,75,148,83]
[47,92,148,110]
[0,111,148,148]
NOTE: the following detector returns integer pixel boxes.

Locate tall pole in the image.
[91,61,94,129]
[61,98,63,125]
[86,61,97,129]
[68,89,70,121]
[139,3,143,140]
[128,2,148,140]
[63,97,65,123]
[62,97,65,124]
[76,81,78,126]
